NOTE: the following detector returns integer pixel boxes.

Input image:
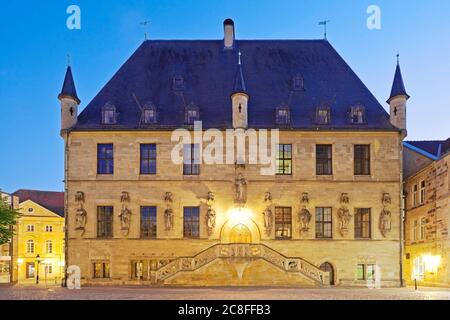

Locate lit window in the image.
[419,180,425,205]
[413,257,425,280]
[350,106,365,124]
[275,207,292,240]
[354,208,371,239]
[44,265,53,274]
[276,144,292,175]
[316,107,331,124]
[292,74,304,91]
[93,262,110,279]
[45,240,53,254]
[357,264,376,280]
[27,240,34,254]
[276,108,290,125]
[102,103,117,125]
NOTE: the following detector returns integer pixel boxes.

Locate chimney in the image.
[223,19,235,49]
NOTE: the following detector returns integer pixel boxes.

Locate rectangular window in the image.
[141,207,157,239]
[27,225,34,232]
[354,208,371,239]
[316,144,333,175]
[354,145,371,175]
[131,260,146,280]
[420,217,426,241]
[419,180,425,205]
[276,108,290,125]
[275,207,292,240]
[45,225,53,232]
[97,144,114,175]
[44,265,53,274]
[97,206,113,238]
[412,219,419,241]
[93,262,110,279]
[315,207,332,239]
[276,144,292,175]
[183,207,200,238]
[140,144,157,175]
[356,264,365,280]
[412,184,418,207]
[26,263,35,279]
[366,264,376,281]
[183,144,200,175]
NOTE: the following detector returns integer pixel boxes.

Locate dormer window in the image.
[276,107,290,125]
[350,105,366,124]
[142,103,157,124]
[173,76,185,91]
[316,107,331,125]
[185,103,199,125]
[292,74,304,91]
[102,103,117,125]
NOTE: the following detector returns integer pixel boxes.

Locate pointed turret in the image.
[231,51,249,129]
[388,55,409,133]
[58,65,80,133]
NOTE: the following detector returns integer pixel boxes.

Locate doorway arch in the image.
[220,218,261,244]
[320,262,335,285]
[229,224,252,243]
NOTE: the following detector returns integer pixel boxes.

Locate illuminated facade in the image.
[403,139,450,286]
[61,20,406,287]
[13,190,65,285]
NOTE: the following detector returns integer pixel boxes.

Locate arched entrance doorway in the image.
[320,262,335,285]
[229,224,252,243]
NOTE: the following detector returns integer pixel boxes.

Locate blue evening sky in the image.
[0,0,449,193]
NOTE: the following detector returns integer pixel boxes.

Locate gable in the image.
[19,200,63,219]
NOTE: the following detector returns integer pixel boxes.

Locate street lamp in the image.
[35,254,42,284]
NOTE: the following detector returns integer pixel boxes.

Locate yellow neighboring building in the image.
[12,190,65,285]
[403,139,450,287]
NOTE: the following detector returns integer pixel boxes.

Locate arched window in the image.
[102,102,117,125]
[185,103,200,125]
[45,240,53,254]
[320,262,335,285]
[350,105,366,124]
[27,240,34,254]
[142,102,157,124]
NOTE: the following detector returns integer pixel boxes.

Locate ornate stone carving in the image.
[164,192,174,231]
[340,193,350,204]
[380,193,392,237]
[299,208,312,232]
[301,192,309,204]
[337,208,352,237]
[234,173,247,206]
[262,192,273,236]
[206,192,216,236]
[74,191,87,235]
[119,191,131,236]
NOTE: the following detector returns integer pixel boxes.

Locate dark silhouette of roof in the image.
[73,39,396,131]
[12,190,64,217]
[58,66,80,104]
[405,138,450,159]
[387,62,409,103]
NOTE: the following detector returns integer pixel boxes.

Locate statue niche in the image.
[74,191,87,236]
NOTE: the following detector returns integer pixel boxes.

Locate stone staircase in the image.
[155,243,330,285]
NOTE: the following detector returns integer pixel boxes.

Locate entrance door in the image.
[320,262,335,285]
[26,262,35,279]
[229,224,252,243]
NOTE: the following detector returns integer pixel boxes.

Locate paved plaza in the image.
[1,285,450,300]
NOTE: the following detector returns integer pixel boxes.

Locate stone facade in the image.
[65,130,403,287]
[404,151,450,287]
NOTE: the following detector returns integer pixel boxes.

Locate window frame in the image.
[412,184,418,207]
[93,262,111,279]
[354,208,371,239]
[315,207,333,239]
[354,144,371,176]
[45,225,53,232]
[316,107,331,125]
[97,206,114,238]
[316,144,333,176]
[350,106,366,124]
[276,144,293,175]
[183,144,200,176]
[140,144,157,175]
[27,225,35,232]
[275,107,291,125]
[183,207,200,239]
[140,206,157,239]
[275,207,292,240]
[419,180,426,205]
[97,144,114,175]
[26,240,34,254]
[101,104,117,125]
[45,240,53,254]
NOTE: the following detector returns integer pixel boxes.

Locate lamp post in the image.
[35,255,42,285]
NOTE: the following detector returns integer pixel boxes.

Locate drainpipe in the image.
[399,132,405,287]
[63,131,70,287]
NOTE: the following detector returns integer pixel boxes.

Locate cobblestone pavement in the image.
[1,286,450,300]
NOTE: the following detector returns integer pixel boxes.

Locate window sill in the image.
[316,175,334,181]
[354,175,373,181]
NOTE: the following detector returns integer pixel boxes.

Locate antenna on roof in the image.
[140,20,151,41]
[318,20,331,40]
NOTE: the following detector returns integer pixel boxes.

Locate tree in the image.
[0,195,20,245]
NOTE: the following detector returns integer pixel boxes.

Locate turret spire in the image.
[387,54,409,104]
[58,65,80,104]
[233,51,247,94]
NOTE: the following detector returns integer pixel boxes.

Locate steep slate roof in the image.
[404,138,450,160]
[13,190,64,217]
[58,66,80,104]
[387,63,409,103]
[73,39,396,131]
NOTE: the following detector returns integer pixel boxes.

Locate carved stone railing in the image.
[155,243,329,285]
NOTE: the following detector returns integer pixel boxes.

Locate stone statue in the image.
[337,207,352,236]
[299,208,312,232]
[379,208,392,237]
[235,173,247,204]
[75,208,87,231]
[382,193,392,206]
[164,208,174,231]
[119,208,132,231]
[262,207,273,236]
[340,193,350,205]
[206,208,216,236]
[301,192,309,204]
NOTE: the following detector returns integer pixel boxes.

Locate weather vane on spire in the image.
[397,53,400,64]
[318,20,331,40]
[140,20,151,41]
[238,50,242,65]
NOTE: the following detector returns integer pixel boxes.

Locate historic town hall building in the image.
[59,20,408,287]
